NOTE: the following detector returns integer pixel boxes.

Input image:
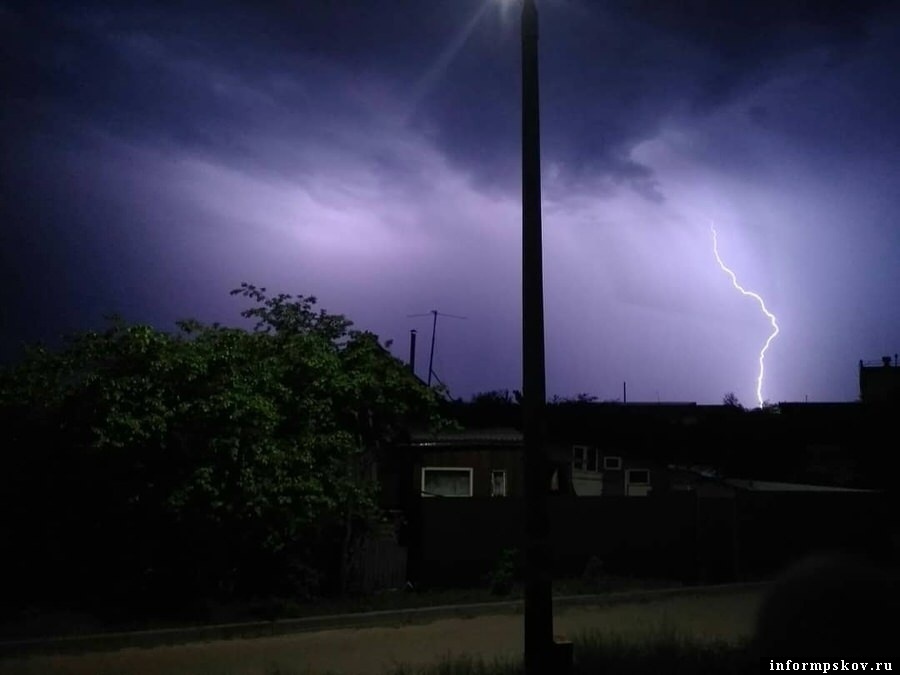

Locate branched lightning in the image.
[711,225,779,408]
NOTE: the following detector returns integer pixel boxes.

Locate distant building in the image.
[569,445,660,497]
[388,428,573,502]
[859,355,900,404]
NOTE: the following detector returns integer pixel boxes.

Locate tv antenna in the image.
[407,309,466,387]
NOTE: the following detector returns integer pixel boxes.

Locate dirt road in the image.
[0,587,762,675]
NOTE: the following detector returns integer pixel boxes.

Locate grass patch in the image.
[379,630,755,675]
[572,629,754,675]
[385,656,521,675]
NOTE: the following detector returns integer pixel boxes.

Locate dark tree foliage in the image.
[470,389,520,405]
[550,393,599,404]
[722,391,742,408]
[0,284,441,615]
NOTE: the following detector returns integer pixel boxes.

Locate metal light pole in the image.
[521,1,553,673]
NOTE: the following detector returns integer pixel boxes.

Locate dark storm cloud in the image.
[3,2,319,166]
[4,1,890,197]
[1,1,481,154]
[2,0,889,196]
[536,0,892,194]
[2,0,899,403]
[624,1,887,72]
[357,0,893,199]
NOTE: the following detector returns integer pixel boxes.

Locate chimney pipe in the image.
[409,329,417,374]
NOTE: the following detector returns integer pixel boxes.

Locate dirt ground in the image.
[0,588,762,675]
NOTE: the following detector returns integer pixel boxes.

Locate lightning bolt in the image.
[711,225,780,408]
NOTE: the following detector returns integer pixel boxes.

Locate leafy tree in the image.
[722,392,743,409]
[549,393,600,404]
[759,399,780,414]
[470,389,519,405]
[0,284,440,609]
[452,389,521,429]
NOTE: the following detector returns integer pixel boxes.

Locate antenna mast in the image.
[407,309,466,387]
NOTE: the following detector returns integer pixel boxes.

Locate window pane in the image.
[491,470,506,497]
[587,448,598,472]
[628,470,649,485]
[423,469,471,496]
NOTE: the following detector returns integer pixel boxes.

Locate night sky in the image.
[3,1,899,406]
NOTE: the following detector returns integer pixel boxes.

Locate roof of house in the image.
[406,427,523,447]
[723,478,881,493]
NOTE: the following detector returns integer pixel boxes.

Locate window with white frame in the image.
[421,467,473,497]
[626,469,650,485]
[572,445,600,472]
[491,470,507,497]
[603,456,622,471]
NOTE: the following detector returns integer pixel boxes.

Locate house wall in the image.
[570,450,667,497]
[605,457,666,496]
[409,495,697,586]
[860,364,900,403]
[415,446,524,498]
[571,470,603,496]
[735,491,892,576]
[446,400,896,490]
[405,491,893,587]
